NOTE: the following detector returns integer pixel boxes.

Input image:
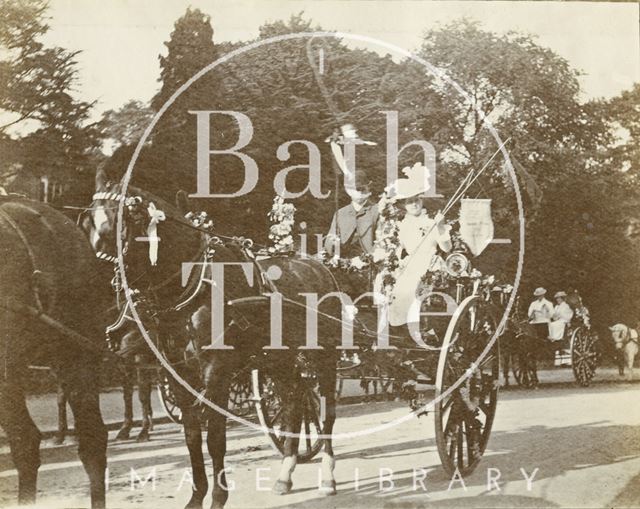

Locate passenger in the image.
[549,291,573,340]
[385,164,452,328]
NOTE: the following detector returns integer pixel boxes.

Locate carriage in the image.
[156,238,503,476]
[503,293,599,387]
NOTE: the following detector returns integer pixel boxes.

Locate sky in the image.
[42,0,640,119]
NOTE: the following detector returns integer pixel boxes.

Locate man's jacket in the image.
[324,201,378,256]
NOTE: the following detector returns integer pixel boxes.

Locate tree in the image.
[129,8,223,202]
[151,8,218,112]
[99,100,154,150]
[0,0,99,203]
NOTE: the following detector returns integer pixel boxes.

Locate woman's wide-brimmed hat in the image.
[386,162,431,200]
[533,287,547,297]
[554,291,567,299]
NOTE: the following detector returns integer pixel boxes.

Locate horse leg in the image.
[617,350,625,376]
[502,342,511,387]
[116,362,134,440]
[54,380,69,445]
[57,361,107,509]
[318,365,337,496]
[274,377,301,495]
[136,366,153,442]
[531,346,539,386]
[171,373,209,509]
[202,361,231,509]
[625,348,634,382]
[0,382,41,505]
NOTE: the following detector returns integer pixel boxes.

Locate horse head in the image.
[84,172,206,305]
[609,323,630,350]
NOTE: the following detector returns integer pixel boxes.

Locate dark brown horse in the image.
[75,176,157,443]
[89,181,341,509]
[0,195,109,508]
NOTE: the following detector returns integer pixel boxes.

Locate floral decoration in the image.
[267,195,296,254]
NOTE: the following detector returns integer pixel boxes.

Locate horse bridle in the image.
[617,325,639,346]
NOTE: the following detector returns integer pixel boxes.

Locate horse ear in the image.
[175,190,190,215]
[608,326,616,331]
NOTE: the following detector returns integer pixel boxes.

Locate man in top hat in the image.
[324,169,378,264]
[528,287,553,341]
[549,291,573,340]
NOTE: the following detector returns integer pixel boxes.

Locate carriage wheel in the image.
[251,369,323,463]
[511,341,537,388]
[434,296,500,477]
[571,327,598,386]
[157,369,254,424]
[157,373,183,424]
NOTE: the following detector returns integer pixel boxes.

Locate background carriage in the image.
[503,292,599,388]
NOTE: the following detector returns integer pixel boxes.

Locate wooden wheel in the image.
[434,296,500,477]
[157,369,254,424]
[511,337,537,388]
[571,327,598,386]
[157,372,183,424]
[251,369,323,463]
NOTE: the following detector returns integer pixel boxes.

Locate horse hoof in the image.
[136,431,150,442]
[52,434,65,446]
[319,480,337,496]
[184,497,203,509]
[115,429,131,441]
[273,480,293,495]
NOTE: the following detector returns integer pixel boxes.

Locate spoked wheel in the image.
[157,372,183,424]
[434,296,500,477]
[571,327,598,386]
[157,368,255,424]
[251,369,323,463]
[511,338,537,388]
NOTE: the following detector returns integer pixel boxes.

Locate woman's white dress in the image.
[387,211,452,326]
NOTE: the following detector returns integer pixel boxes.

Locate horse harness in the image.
[90,191,271,357]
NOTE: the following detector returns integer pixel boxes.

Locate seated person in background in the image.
[548,291,573,340]
[528,287,553,341]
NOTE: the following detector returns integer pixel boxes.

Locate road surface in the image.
[0,379,639,508]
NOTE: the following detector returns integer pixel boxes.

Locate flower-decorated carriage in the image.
[246,187,506,476]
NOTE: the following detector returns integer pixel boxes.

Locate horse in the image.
[609,323,638,381]
[75,179,157,443]
[0,194,109,508]
[88,181,341,509]
[55,325,157,444]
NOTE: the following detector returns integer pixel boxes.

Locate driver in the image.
[323,169,378,265]
[528,287,553,341]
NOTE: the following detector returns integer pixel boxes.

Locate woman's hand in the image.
[434,211,445,225]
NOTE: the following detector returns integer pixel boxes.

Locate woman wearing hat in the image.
[528,288,553,341]
[385,164,452,328]
[549,291,573,340]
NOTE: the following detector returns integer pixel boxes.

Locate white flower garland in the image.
[267,195,296,254]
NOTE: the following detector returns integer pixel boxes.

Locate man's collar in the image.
[351,199,370,213]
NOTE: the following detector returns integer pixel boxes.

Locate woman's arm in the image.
[433,212,452,252]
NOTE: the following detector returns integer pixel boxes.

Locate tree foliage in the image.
[0,0,98,203]
[111,12,637,326]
